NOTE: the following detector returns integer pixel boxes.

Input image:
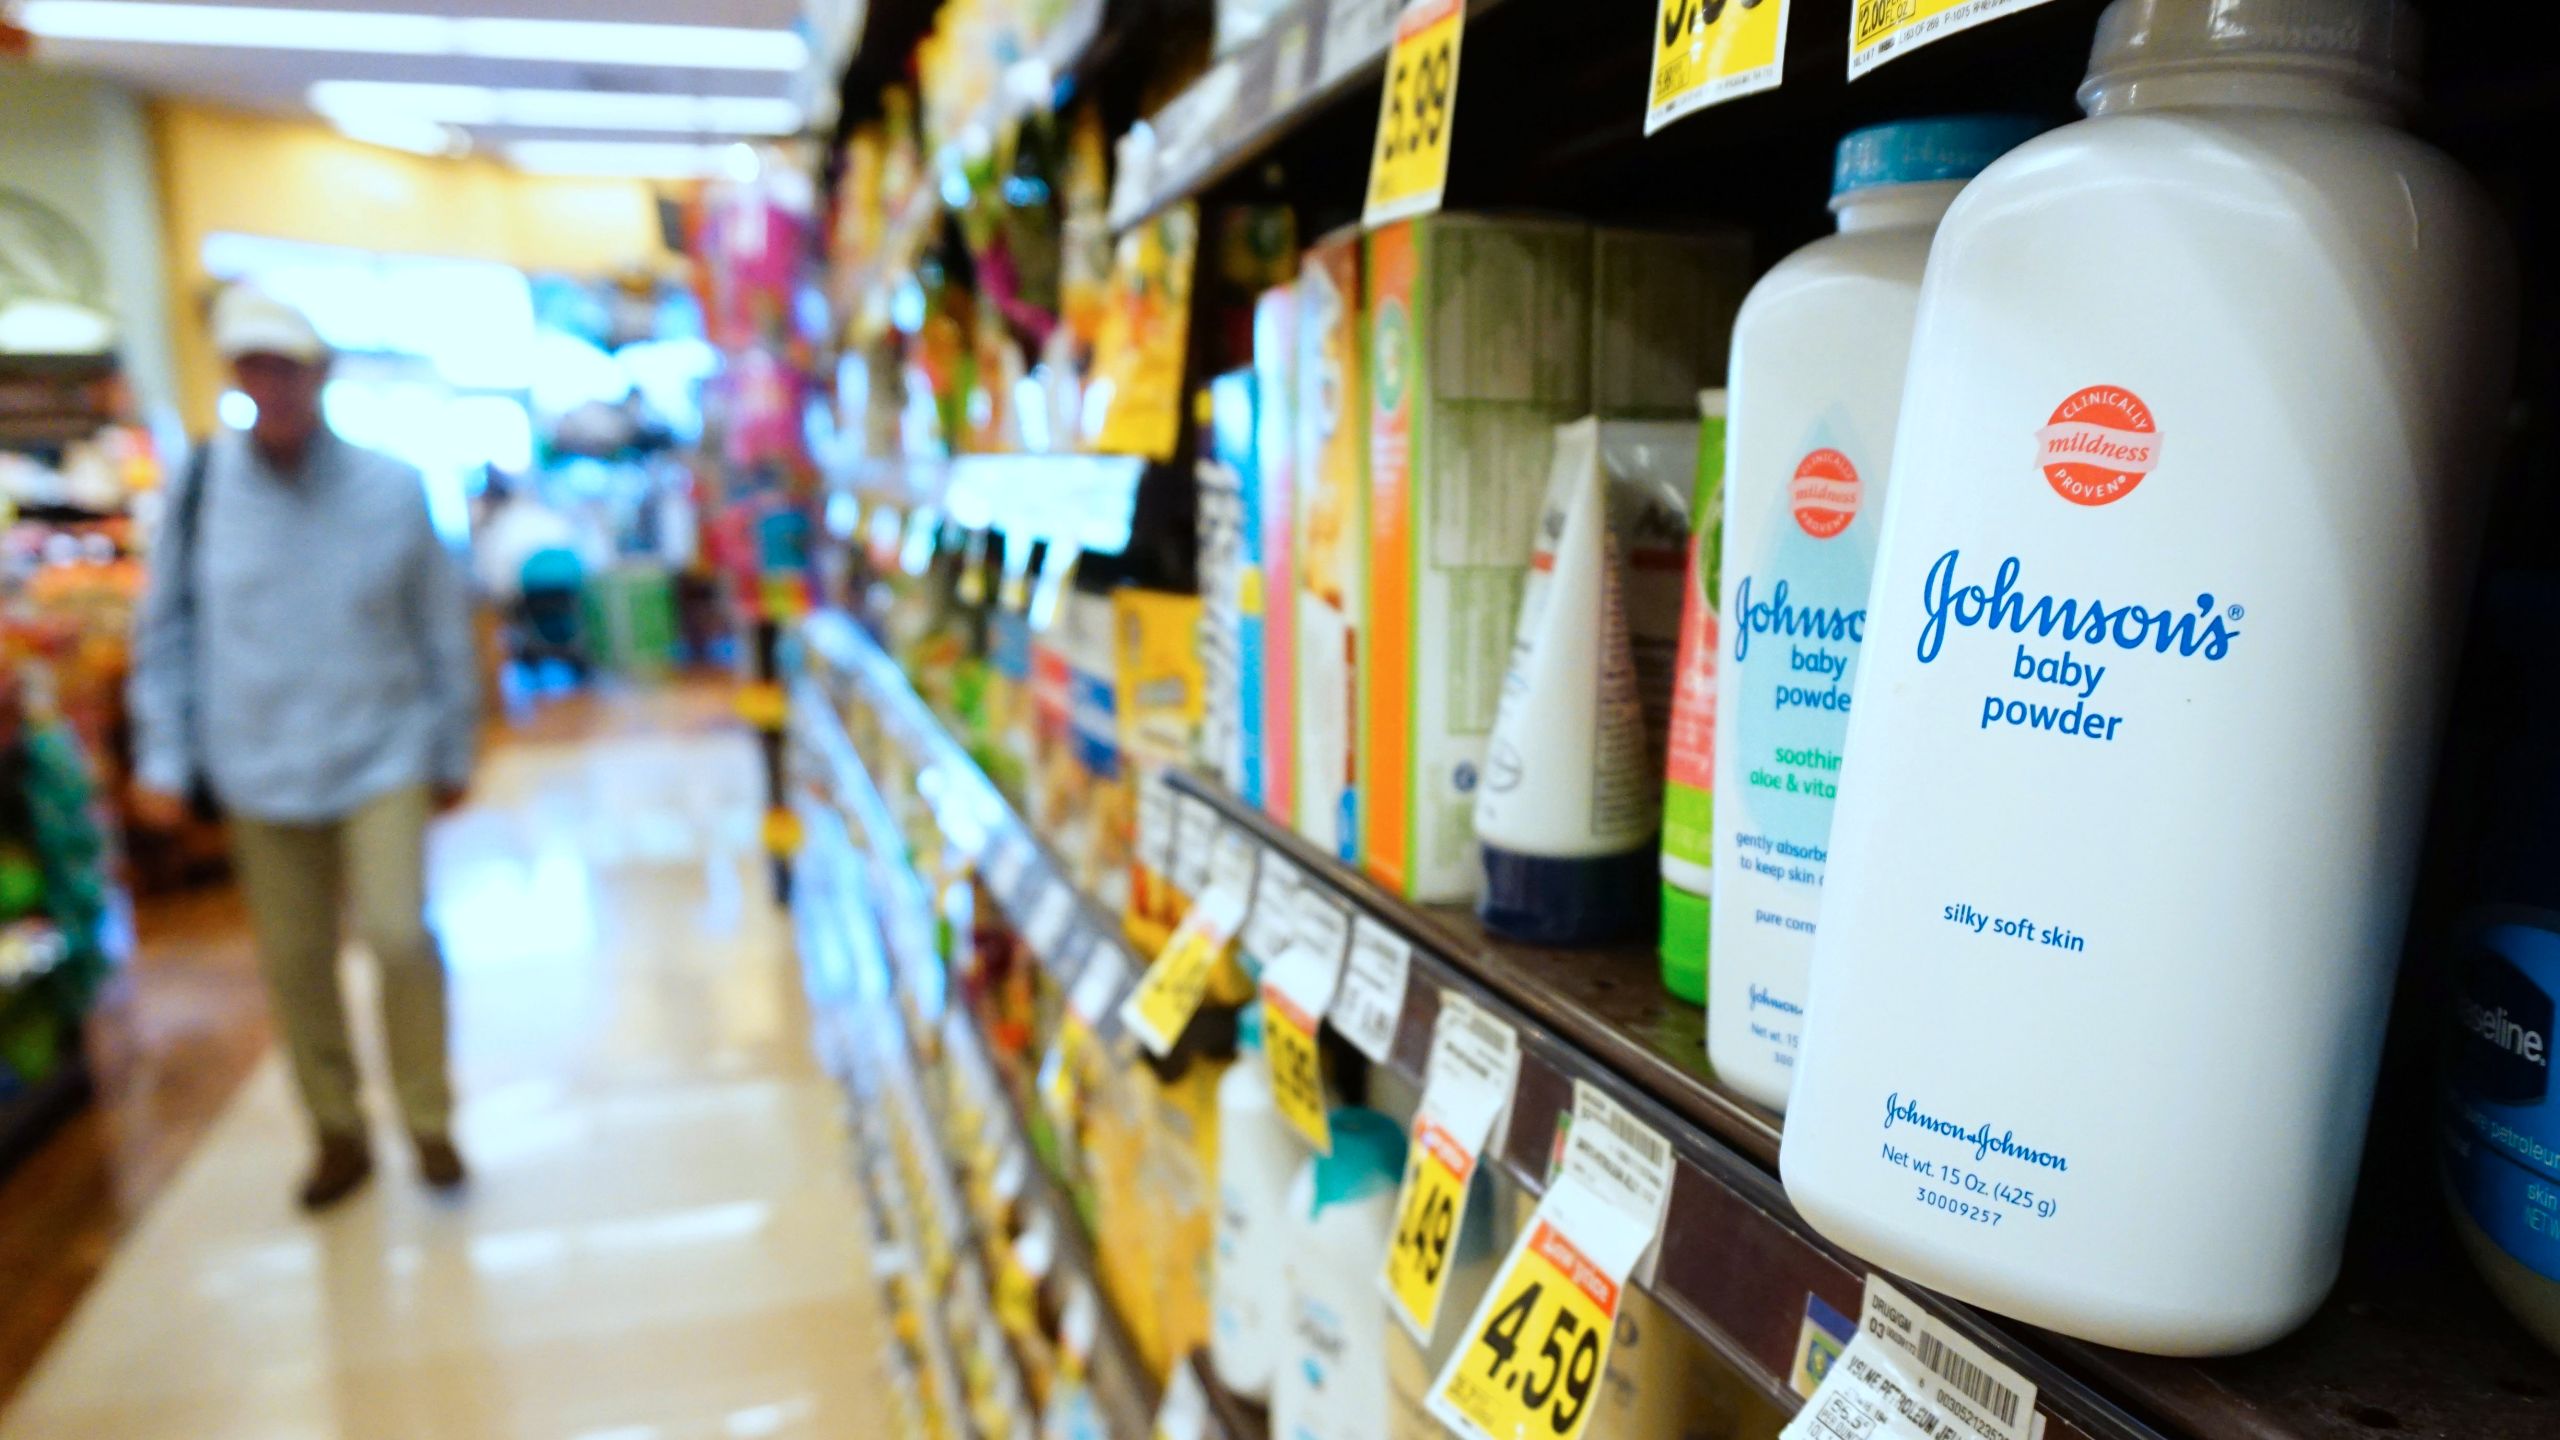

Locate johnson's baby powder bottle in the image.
[1709,116,2039,1111]
[1781,0,2516,1355]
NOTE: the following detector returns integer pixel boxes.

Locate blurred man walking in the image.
[129,287,477,1211]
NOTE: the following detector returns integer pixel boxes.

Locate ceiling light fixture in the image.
[326,110,468,158]
[308,81,802,137]
[18,2,808,71]
[502,141,737,179]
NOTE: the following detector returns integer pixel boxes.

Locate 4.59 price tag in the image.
[1428,1189,1631,1440]
[1364,0,1464,227]
[1429,1085,1672,1440]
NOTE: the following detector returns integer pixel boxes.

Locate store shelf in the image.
[825,452,1149,556]
[789,651,1255,1440]
[1104,0,1405,231]
[795,610,2560,1440]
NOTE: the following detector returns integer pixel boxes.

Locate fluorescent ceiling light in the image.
[18,2,808,71]
[328,110,467,157]
[309,81,801,136]
[504,141,734,179]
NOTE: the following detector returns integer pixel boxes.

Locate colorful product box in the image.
[1363,214,1595,903]
[1590,226,1751,414]
[1198,372,1260,804]
[1294,227,1367,863]
[1252,284,1299,826]
[1113,587,1205,952]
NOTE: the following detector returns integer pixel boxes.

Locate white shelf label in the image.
[1136,770,1177,872]
[1244,852,1307,962]
[1024,881,1079,960]
[1333,915,1413,1064]
[1859,1275,2039,1440]
[1172,793,1222,896]
[1782,1331,1964,1440]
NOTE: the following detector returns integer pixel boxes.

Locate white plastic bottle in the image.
[1271,1109,1406,1440]
[1210,1004,1304,1401]
[1782,0,2517,1355]
[1708,115,2040,1111]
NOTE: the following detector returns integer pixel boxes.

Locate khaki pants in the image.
[230,784,453,1140]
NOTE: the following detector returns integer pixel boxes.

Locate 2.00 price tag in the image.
[1364,0,1464,227]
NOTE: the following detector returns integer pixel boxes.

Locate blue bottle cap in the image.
[1832,115,2046,199]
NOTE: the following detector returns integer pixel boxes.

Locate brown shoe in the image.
[299,1133,373,1211]
[415,1134,468,1192]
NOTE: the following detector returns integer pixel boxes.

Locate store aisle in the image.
[0,702,886,1440]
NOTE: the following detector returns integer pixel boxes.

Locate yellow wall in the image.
[153,101,683,432]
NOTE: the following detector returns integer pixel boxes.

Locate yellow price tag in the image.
[734,680,788,730]
[1119,888,1244,1056]
[1364,0,1464,227]
[1384,1116,1472,1334]
[1432,1218,1618,1440]
[760,808,803,857]
[1847,0,2057,78]
[1646,0,1790,135]
[1263,985,1332,1152]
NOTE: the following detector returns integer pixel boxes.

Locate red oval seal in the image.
[2037,385,2159,507]
[1790,448,1860,539]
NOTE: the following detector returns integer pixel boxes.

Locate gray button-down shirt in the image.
[129,429,477,823]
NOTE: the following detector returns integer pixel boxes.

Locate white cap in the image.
[211,286,327,364]
[2081,0,2420,110]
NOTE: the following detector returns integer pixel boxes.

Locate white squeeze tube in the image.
[1475,419,1658,945]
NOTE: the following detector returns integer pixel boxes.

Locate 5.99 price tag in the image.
[1364,0,1464,227]
[1383,993,1519,1340]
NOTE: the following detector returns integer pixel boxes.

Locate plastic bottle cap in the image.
[2079,0,2418,109]
[1658,884,1709,1005]
[1830,115,2047,199]
[1236,998,1264,1053]
[1310,1108,1409,1213]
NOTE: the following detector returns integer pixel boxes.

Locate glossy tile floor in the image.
[0,709,887,1439]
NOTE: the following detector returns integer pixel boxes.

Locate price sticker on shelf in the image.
[1857,1275,2039,1440]
[1425,1181,1640,1440]
[1363,0,1464,227]
[1023,881,1079,961]
[1382,993,1521,1340]
[983,834,1034,908]
[1069,940,1135,1030]
[1243,852,1306,965]
[1259,920,1350,1152]
[1781,1331,1963,1440]
[1209,823,1260,907]
[1151,1360,1210,1440]
[1427,1083,1672,1440]
[1646,0,1791,134]
[1332,915,1414,1064]
[1172,794,1223,898]
[1119,884,1247,1056]
[1136,770,1177,876]
[735,680,788,731]
[1847,0,2058,79]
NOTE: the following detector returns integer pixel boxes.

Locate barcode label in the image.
[1559,1081,1675,1260]
[1917,1332,2021,1428]
[1860,1275,2038,1440]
